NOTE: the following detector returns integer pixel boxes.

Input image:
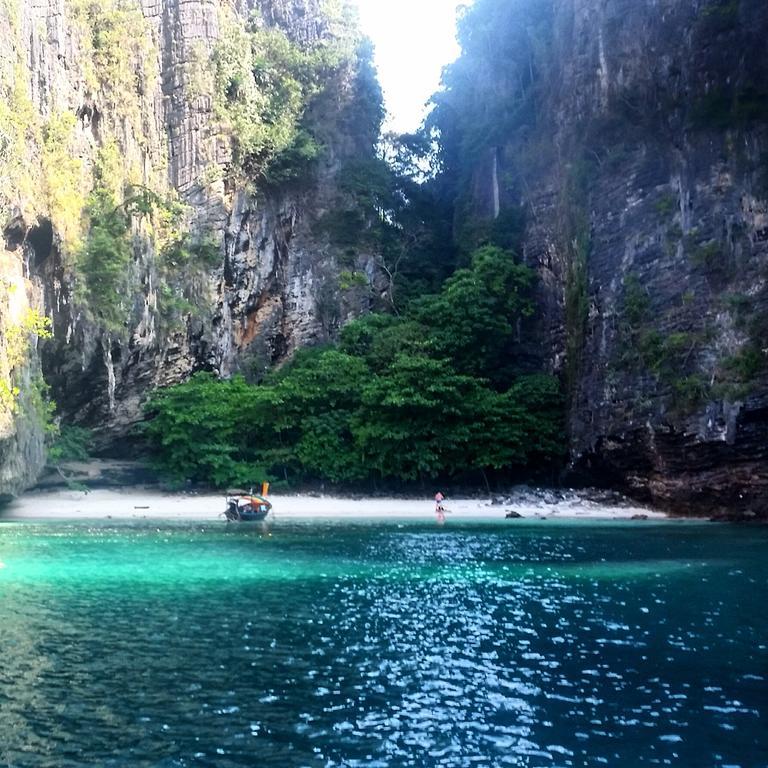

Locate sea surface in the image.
[0,518,766,767]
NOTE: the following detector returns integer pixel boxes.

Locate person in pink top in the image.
[435,491,445,522]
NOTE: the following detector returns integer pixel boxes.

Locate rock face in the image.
[0,0,379,483]
[0,254,48,500]
[439,0,768,516]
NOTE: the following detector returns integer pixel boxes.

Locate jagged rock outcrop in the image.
[436,0,768,516]
[0,0,380,484]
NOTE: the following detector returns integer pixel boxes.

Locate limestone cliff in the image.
[434,0,768,516]
[0,252,48,499]
[0,0,381,485]
[5,0,766,513]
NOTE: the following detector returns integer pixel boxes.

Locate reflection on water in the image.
[0,520,766,767]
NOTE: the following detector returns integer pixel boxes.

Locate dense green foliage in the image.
[78,186,133,329]
[212,8,355,181]
[144,247,564,488]
[0,309,53,417]
[410,247,536,384]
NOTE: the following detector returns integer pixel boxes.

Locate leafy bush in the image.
[75,169,220,332]
[654,194,677,218]
[161,233,220,270]
[672,373,710,411]
[721,346,765,383]
[142,373,271,488]
[340,315,427,372]
[672,375,709,409]
[353,354,493,480]
[48,426,92,463]
[263,129,323,185]
[4,309,53,370]
[637,330,666,373]
[41,111,87,253]
[338,270,369,291]
[622,274,650,328]
[712,342,766,401]
[144,357,563,488]
[0,309,52,416]
[68,0,155,121]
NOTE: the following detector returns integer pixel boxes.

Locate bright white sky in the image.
[353,0,470,134]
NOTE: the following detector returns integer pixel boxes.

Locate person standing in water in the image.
[435,491,446,522]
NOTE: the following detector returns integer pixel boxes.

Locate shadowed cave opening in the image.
[2,217,54,269]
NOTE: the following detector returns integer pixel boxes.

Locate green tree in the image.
[353,354,487,481]
[414,245,536,384]
[264,349,370,483]
[212,9,349,178]
[143,373,268,487]
[339,314,427,372]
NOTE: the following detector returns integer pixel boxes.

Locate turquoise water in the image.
[0,519,766,767]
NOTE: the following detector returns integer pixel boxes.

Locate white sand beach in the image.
[1,487,668,521]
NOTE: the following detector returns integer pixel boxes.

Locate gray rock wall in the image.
[459,0,768,515]
[553,0,768,516]
[0,256,48,500]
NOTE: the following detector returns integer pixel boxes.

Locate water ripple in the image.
[0,520,766,767]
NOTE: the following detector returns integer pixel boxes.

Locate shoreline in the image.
[1,487,669,521]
